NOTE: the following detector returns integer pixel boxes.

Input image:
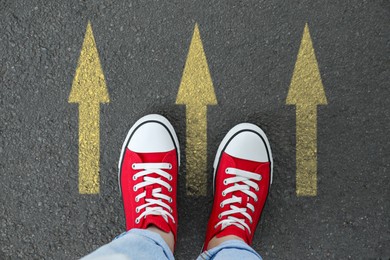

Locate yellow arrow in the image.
[287,23,327,196]
[176,23,217,196]
[69,21,110,194]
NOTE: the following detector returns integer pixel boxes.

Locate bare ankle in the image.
[146,225,175,253]
[207,235,245,250]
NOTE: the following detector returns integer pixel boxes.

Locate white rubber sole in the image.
[117,114,181,194]
[212,123,274,193]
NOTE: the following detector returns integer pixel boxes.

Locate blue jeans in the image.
[82,229,262,260]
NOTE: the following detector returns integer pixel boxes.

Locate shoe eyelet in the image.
[169,198,173,203]
[220,202,224,208]
[135,197,139,202]
[254,197,258,202]
[168,187,172,192]
[136,207,140,213]
[225,168,229,173]
[168,175,173,181]
[218,214,222,219]
[222,191,226,196]
[168,164,172,169]
[133,175,137,181]
[135,218,140,224]
[132,164,136,169]
[223,180,227,185]
[255,186,259,191]
[133,186,138,192]
[170,209,173,213]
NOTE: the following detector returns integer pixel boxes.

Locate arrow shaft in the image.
[185,106,208,196]
[296,105,318,196]
[78,103,100,194]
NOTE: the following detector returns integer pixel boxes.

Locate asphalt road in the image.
[1,0,389,259]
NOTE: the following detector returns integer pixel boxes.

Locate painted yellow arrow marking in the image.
[176,23,217,196]
[287,23,327,196]
[69,21,110,194]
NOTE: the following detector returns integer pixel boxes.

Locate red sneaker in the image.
[203,123,273,250]
[118,114,180,244]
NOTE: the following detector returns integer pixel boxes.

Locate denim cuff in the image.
[122,229,175,260]
[198,240,262,260]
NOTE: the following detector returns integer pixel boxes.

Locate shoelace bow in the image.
[215,167,262,234]
[132,163,174,224]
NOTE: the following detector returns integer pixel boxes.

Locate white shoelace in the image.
[132,163,174,224]
[215,167,262,234]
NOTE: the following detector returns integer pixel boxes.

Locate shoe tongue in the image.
[136,151,172,233]
[226,153,269,202]
[219,195,251,244]
[225,154,259,206]
[137,150,169,199]
[216,153,264,245]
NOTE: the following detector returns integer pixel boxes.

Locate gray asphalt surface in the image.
[1,0,389,259]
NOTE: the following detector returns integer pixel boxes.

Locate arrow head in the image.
[69,21,110,104]
[286,23,327,106]
[176,23,217,106]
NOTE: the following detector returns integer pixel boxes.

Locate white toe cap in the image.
[225,131,269,162]
[128,122,175,153]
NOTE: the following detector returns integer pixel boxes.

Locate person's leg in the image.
[197,240,262,260]
[82,229,174,260]
[198,123,273,260]
[82,114,180,259]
